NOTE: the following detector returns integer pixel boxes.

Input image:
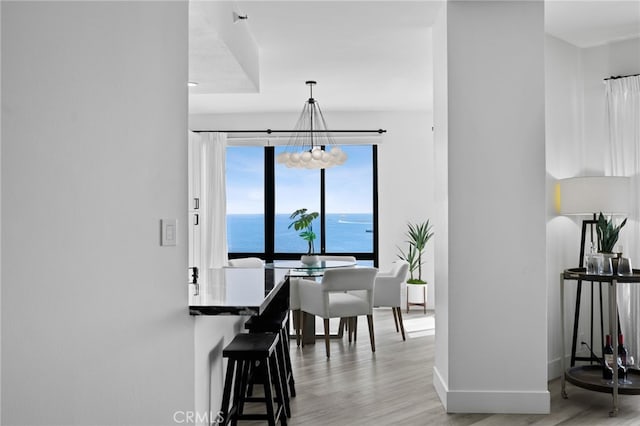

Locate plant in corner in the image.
[288,208,319,254]
[596,212,627,254]
[397,220,434,284]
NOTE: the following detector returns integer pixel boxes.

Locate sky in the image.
[226,145,373,215]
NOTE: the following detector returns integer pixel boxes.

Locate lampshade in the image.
[275,81,347,169]
[555,176,630,215]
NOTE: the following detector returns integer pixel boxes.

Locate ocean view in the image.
[227,213,373,253]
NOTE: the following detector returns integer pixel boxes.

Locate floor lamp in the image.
[556,176,630,366]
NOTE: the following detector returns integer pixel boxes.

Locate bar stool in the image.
[219,333,287,426]
[244,310,295,413]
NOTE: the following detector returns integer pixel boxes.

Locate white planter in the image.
[301,255,319,266]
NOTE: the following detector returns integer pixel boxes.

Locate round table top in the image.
[563,267,640,283]
[268,259,356,270]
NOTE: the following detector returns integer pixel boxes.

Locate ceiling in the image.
[189,0,640,115]
[545,0,640,48]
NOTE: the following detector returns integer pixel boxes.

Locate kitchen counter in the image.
[188,267,289,316]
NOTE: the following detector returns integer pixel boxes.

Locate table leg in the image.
[570,280,583,367]
[301,312,316,345]
[609,280,619,417]
[300,314,352,345]
[560,273,568,399]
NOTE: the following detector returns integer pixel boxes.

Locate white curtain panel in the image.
[605,75,640,362]
[202,132,229,269]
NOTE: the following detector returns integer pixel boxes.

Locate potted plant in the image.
[597,212,627,254]
[397,220,434,284]
[288,208,319,255]
[596,212,627,273]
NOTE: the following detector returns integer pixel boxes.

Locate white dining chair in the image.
[312,255,356,337]
[298,254,357,346]
[297,267,378,358]
[227,257,265,268]
[374,260,409,341]
[292,255,357,346]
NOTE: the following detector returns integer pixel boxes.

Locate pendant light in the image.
[276,81,347,169]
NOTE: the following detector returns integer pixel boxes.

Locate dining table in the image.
[267,259,357,276]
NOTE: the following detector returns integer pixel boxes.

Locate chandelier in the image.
[275,81,347,169]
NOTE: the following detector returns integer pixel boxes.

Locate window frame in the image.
[227,145,379,266]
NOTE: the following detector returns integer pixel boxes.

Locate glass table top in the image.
[266,259,357,277]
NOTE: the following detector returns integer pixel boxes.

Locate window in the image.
[324,146,374,253]
[226,144,378,264]
[274,149,320,253]
[226,146,265,252]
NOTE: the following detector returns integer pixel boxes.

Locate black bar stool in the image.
[244,309,296,407]
[219,333,287,426]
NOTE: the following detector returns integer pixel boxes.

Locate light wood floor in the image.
[253,308,640,425]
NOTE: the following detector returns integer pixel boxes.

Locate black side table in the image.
[560,268,640,417]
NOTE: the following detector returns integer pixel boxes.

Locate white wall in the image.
[0,2,3,421]
[190,110,436,308]
[545,35,640,379]
[434,1,548,413]
[1,2,194,424]
[194,316,244,426]
[432,0,449,390]
[544,34,585,380]
[375,112,435,308]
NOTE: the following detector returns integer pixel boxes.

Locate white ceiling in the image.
[545,0,640,48]
[189,0,640,115]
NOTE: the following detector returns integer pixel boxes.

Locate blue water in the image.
[227,213,373,253]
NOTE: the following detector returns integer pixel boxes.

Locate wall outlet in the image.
[579,333,586,345]
[161,219,177,246]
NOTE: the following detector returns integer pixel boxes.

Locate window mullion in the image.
[264,147,275,262]
[320,161,326,253]
[373,145,379,267]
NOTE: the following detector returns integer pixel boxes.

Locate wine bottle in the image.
[603,334,614,380]
[617,357,628,381]
[618,334,628,366]
[618,334,629,380]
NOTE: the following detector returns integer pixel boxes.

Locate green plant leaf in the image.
[397,244,419,280]
[597,212,627,253]
[289,207,319,253]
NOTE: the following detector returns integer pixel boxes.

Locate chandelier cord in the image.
[307,81,315,149]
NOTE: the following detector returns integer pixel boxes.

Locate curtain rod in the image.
[191,129,386,134]
[604,73,640,81]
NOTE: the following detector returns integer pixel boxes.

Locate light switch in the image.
[161,219,177,246]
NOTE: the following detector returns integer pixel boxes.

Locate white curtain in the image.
[605,75,640,362]
[201,132,228,269]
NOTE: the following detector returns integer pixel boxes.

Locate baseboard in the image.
[432,366,550,414]
[548,356,563,381]
[548,353,580,381]
[446,389,550,414]
[433,366,448,410]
